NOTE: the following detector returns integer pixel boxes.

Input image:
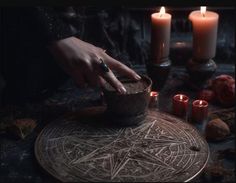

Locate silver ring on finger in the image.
[98,58,110,73]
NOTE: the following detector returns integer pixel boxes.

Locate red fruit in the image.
[212,75,235,107]
[212,74,234,91]
[216,82,235,107]
[198,89,215,102]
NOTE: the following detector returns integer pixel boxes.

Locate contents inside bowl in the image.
[104,77,149,94]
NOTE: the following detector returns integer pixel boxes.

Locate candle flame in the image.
[180,95,183,100]
[160,6,165,17]
[199,100,203,105]
[150,91,158,97]
[200,6,206,17]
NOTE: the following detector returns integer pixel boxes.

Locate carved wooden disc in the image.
[35,108,209,182]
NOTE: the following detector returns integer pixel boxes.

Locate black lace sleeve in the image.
[31,7,78,44]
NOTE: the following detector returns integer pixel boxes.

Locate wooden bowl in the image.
[102,75,152,125]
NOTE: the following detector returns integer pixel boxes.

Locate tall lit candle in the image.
[151,7,172,63]
[189,6,219,60]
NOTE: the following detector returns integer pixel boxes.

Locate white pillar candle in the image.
[151,7,172,63]
[189,6,219,60]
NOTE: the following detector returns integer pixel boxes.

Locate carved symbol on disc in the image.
[35,110,209,182]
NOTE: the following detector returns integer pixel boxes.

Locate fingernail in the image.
[118,86,127,94]
[135,74,141,80]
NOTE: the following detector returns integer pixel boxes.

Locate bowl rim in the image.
[103,74,152,95]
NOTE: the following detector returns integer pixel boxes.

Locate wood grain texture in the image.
[35,108,209,182]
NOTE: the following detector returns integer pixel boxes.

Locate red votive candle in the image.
[192,100,208,123]
[172,94,189,117]
[149,91,159,108]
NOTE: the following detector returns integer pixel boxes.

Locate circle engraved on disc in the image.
[35,110,209,182]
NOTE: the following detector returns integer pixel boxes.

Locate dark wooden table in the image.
[0,64,235,183]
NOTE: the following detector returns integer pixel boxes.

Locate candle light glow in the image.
[199,100,203,107]
[172,94,189,117]
[192,99,208,123]
[149,91,159,108]
[200,6,206,17]
[151,6,171,62]
[150,91,158,97]
[189,6,219,59]
[160,6,165,17]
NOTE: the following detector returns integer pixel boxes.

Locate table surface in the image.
[35,108,209,182]
[0,64,235,183]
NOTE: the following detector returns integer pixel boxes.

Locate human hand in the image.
[48,36,141,94]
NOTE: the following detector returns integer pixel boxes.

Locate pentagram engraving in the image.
[35,109,209,182]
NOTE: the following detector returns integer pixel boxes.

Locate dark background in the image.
[0,6,235,106]
[0,6,235,183]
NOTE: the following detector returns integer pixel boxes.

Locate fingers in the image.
[72,63,105,88]
[98,76,106,87]
[95,61,127,94]
[103,54,141,81]
[69,64,99,88]
[82,61,104,88]
[65,47,140,95]
[102,70,127,94]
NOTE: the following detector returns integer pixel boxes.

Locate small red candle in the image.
[149,91,159,107]
[172,94,189,117]
[192,99,208,123]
